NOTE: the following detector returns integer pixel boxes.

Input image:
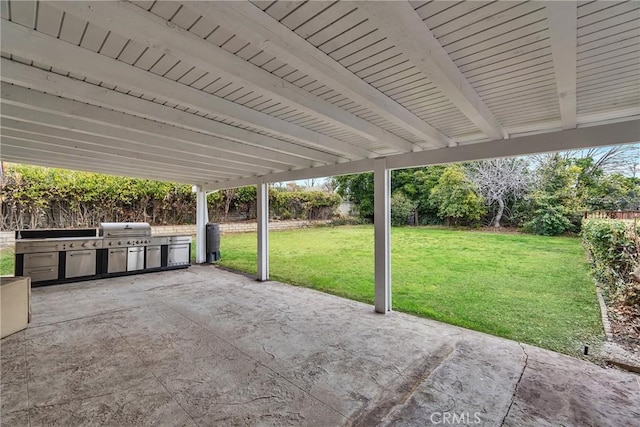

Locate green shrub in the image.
[523,201,575,236]
[326,217,371,226]
[1,164,194,229]
[390,192,417,226]
[581,219,639,303]
[428,165,486,225]
[1,165,342,229]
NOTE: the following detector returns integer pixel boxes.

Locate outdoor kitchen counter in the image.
[15,236,101,243]
[14,224,192,287]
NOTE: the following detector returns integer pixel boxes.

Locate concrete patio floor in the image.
[1,266,638,426]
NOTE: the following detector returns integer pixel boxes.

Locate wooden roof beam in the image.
[0,59,341,165]
[205,1,451,148]
[546,2,578,129]
[358,2,505,140]
[0,130,236,180]
[1,84,297,173]
[50,1,417,153]
[0,20,371,160]
[204,119,640,190]
[0,144,226,185]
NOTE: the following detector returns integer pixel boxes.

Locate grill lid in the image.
[99,222,151,238]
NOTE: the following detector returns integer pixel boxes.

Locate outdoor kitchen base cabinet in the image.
[14,223,191,286]
[167,236,191,267]
[146,246,161,269]
[66,250,96,278]
[168,244,190,267]
[127,247,144,272]
[107,249,127,274]
[23,266,58,283]
[23,252,59,282]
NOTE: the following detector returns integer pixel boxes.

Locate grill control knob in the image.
[69,243,74,248]
[118,241,122,246]
[81,243,87,247]
[93,242,97,247]
[127,241,131,245]
[136,240,139,244]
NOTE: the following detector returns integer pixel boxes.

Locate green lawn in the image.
[0,226,603,357]
[218,225,603,357]
[0,248,14,276]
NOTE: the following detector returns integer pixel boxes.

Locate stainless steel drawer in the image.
[23,252,58,269]
[15,242,62,255]
[24,265,58,282]
[66,250,96,278]
[146,246,161,269]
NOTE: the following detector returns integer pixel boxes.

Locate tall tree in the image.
[523,154,584,235]
[333,173,374,220]
[467,158,531,227]
[333,166,447,223]
[531,144,640,175]
[392,166,445,224]
[429,165,486,225]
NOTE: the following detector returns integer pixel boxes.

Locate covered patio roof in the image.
[1,1,639,312]
[1,1,638,186]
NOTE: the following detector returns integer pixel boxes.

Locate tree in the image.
[303,178,318,188]
[586,173,640,211]
[333,173,375,220]
[523,155,584,235]
[390,192,417,226]
[333,166,447,224]
[429,165,486,225]
[222,188,236,221]
[392,166,445,224]
[467,158,531,227]
[531,144,640,175]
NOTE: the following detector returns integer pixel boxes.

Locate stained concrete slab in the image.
[1,266,638,426]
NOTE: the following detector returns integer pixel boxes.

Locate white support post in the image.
[195,186,209,264]
[374,158,391,313]
[257,180,269,281]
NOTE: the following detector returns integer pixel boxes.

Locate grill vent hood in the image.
[99,222,152,238]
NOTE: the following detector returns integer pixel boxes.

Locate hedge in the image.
[1,164,194,229]
[581,219,639,304]
[207,187,341,221]
[1,164,341,230]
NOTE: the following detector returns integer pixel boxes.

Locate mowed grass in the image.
[0,248,14,276]
[218,225,603,357]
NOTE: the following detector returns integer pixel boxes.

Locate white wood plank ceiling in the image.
[0,1,638,186]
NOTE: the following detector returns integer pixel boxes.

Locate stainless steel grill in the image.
[100,222,167,248]
[99,222,151,238]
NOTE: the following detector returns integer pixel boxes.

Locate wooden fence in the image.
[584,211,640,220]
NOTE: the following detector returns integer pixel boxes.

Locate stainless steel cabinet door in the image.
[108,249,127,273]
[65,250,96,278]
[146,246,161,269]
[127,247,145,271]
[23,252,58,269]
[168,244,190,266]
